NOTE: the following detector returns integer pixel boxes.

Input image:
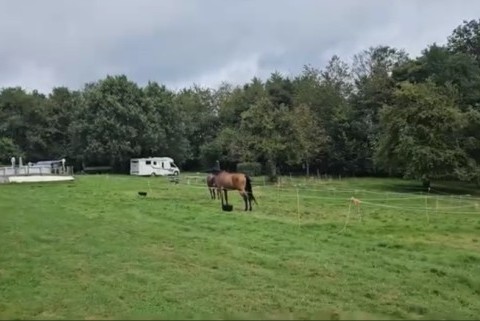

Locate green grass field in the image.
[1,174,480,320]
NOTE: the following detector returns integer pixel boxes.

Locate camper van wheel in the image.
[151,172,156,177]
[173,171,179,176]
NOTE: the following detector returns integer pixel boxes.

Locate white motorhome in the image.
[130,157,180,176]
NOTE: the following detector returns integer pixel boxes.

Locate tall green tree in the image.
[174,85,219,169]
[0,137,22,164]
[288,103,327,176]
[211,78,267,170]
[393,44,480,109]
[447,19,480,63]
[265,71,294,108]
[458,107,480,185]
[142,82,190,165]
[350,46,410,174]
[217,79,265,128]
[0,87,50,161]
[69,75,146,171]
[239,97,291,180]
[376,81,468,186]
[45,87,81,159]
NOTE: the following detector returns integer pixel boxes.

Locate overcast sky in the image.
[0,0,479,94]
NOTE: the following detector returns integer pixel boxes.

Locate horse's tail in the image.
[245,175,258,205]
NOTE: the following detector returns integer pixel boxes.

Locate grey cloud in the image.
[0,0,479,93]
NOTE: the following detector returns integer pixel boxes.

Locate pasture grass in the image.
[1,174,480,320]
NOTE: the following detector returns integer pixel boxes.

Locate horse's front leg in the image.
[224,189,228,205]
[218,188,224,206]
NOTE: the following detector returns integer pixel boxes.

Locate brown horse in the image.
[212,170,257,211]
[206,173,216,199]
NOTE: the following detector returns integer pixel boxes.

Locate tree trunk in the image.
[267,159,277,183]
[305,161,310,177]
[422,177,431,189]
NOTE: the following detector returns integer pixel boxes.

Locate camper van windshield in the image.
[170,162,177,168]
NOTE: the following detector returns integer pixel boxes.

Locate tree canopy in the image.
[1,19,480,185]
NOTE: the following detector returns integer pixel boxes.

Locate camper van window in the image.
[170,162,177,168]
[146,160,151,165]
[162,162,164,168]
[153,161,157,165]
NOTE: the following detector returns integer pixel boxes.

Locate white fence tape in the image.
[157,178,480,216]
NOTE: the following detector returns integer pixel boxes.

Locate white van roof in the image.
[131,157,174,161]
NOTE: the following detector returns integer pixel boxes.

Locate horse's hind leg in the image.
[210,188,215,199]
[241,192,248,211]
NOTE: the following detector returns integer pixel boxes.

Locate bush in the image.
[236,162,262,176]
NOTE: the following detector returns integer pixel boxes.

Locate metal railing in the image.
[0,165,74,177]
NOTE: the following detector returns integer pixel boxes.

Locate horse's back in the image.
[231,174,246,187]
[215,171,246,190]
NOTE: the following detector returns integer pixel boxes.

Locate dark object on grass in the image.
[222,204,233,212]
[138,191,147,197]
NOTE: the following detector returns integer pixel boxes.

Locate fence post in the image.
[276,181,279,207]
[425,194,429,223]
[296,186,301,228]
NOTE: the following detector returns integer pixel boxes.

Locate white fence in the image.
[0,165,74,177]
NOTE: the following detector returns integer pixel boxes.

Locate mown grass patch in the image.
[1,174,479,319]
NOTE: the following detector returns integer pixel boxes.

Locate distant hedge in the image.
[236,162,262,176]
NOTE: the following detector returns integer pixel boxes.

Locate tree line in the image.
[1,19,480,186]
